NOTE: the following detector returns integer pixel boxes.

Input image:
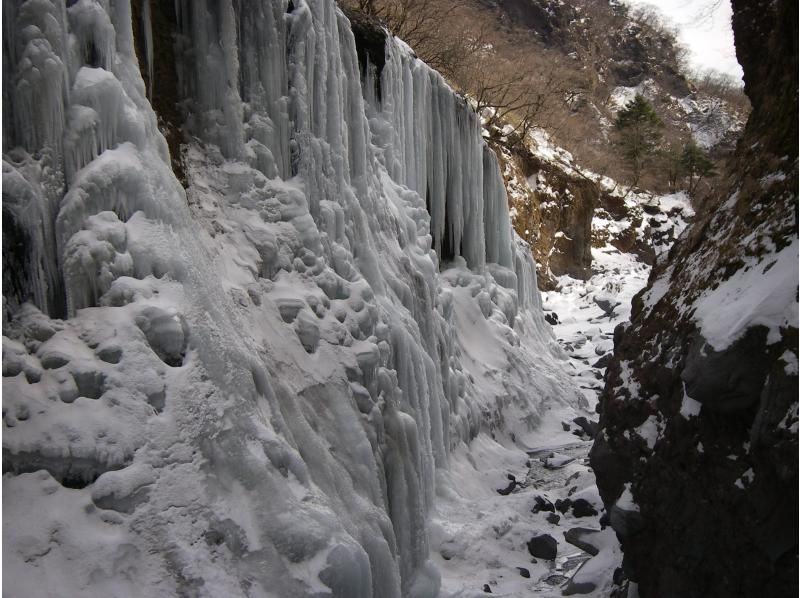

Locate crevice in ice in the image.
[345,9,387,102]
[67,0,116,72]
[2,207,34,309]
[92,484,151,514]
[71,369,107,400]
[2,159,67,318]
[131,0,185,182]
[134,306,189,367]
[2,451,130,490]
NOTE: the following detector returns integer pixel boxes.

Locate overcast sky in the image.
[623,0,744,83]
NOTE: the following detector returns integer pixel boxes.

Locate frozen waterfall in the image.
[2,0,578,596]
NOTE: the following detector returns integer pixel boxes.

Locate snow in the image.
[679,387,703,418]
[616,484,639,513]
[635,416,660,450]
[609,79,659,112]
[693,237,799,351]
[677,95,743,149]
[734,468,754,490]
[541,244,651,408]
[2,0,587,595]
[658,192,694,218]
[432,429,622,597]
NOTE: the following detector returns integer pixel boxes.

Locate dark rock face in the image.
[590,1,798,596]
[527,534,558,560]
[573,416,599,438]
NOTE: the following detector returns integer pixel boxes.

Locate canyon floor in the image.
[430,245,650,597]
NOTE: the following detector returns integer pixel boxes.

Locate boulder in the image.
[573,416,599,438]
[564,527,602,556]
[532,495,555,513]
[527,534,558,560]
[592,296,619,316]
[570,498,598,518]
[592,353,613,369]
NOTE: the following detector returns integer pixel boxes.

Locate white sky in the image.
[623,0,744,83]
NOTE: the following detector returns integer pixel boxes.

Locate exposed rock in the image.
[570,498,598,518]
[546,512,561,525]
[681,329,771,412]
[562,567,597,596]
[497,475,518,496]
[592,353,612,369]
[517,567,531,578]
[532,495,555,513]
[564,527,602,556]
[498,146,597,289]
[554,498,571,514]
[527,534,558,560]
[573,416,599,438]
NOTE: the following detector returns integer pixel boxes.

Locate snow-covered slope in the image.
[2,1,583,596]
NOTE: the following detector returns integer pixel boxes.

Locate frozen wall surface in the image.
[2,0,580,596]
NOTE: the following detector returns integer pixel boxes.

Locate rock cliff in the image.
[591,1,798,596]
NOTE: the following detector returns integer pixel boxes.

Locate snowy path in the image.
[542,246,651,408]
[431,427,615,597]
[429,247,651,597]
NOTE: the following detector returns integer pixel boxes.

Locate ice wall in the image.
[2,1,578,596]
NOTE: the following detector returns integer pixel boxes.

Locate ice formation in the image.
[2,0,579,596]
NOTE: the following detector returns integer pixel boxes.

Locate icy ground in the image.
[541,246,652,407]
[426,245,652,597]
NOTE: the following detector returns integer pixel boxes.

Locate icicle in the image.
[141,0,153,101]
[66,0,116,71]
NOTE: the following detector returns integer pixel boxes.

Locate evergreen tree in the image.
[680,140,716,195]
[614,94,663,187]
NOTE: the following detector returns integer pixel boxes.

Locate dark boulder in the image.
[592,353,613,369]
[573,416,599,438]
[517,567,531,578]
[497,475,518,496]
[527,534,558,560]
[532,495,555,513]
[570,498,598,518]
[564,527,602,556]
[555,498,571,514]
[681,329,771,412]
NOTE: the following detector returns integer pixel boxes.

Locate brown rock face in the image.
[499,143,595,290]
[591,1,798,597]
